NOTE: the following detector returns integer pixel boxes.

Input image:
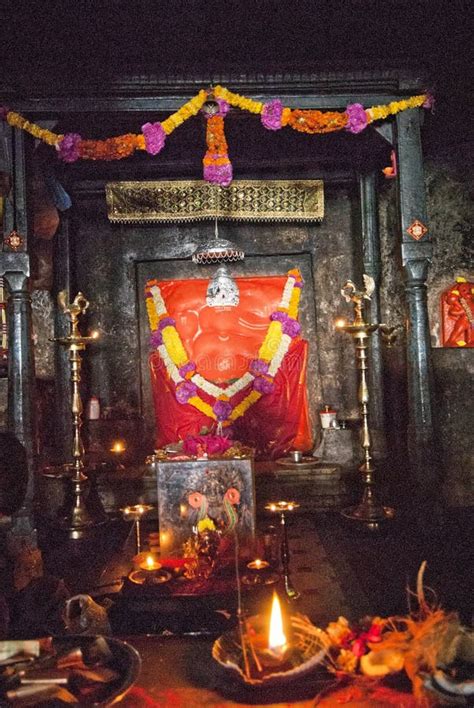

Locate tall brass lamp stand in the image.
[52,291,102,539]
[336,275,395,532]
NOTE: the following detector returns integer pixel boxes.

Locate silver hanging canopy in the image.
[192,214,245,264]
[192,238,245,265]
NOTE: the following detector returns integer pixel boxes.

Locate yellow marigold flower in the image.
[288,287,301,319]
[259,320,282,361]
[188,396,215,419]
[230,390,261,420]
[162,327,188,367]
[197,517,216,532]
[145,298,159,331]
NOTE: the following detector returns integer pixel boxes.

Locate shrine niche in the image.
[440,278,474,348]
[144,271,312,459]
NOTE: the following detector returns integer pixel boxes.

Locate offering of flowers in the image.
[183,434,233,457]
[155,430,254,460]
[316,563,474,706]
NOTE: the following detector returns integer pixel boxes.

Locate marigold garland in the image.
[287,109,349,134]
[1,88,431,182]
[202,113,232,186]
[145,269,304,427]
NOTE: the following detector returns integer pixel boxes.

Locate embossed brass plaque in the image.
[106,179,324,223]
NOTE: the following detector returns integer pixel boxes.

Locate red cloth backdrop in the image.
[149,276,312,459]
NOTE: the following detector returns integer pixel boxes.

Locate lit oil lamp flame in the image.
[268,592,287,654]
[335,317,347,329]
[110,440,126,454]
[140,553,161,572]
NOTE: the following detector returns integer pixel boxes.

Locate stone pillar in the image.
[53,219,73,459]
[396,108,437,487]
[358,172,386,441]
[0,125,38,539]
[3,270,37,480]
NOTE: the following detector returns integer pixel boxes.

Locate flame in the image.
[111,440,126,453]
[146,555,155,570]
[268,592,287,650]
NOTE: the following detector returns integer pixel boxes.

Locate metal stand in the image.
[120,505,154,555]
[337,276,395,532]
[52,292,104,539]
[265,501,300,601]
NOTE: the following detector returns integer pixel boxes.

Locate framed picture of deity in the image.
[156,457,256,556]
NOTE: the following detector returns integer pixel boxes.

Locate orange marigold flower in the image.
[288,109,348,134]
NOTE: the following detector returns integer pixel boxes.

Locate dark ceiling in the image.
[1,1,471,85]
[1,1,472,163]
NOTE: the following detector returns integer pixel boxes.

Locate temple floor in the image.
[35,503,473,630]
[11,492,471,706]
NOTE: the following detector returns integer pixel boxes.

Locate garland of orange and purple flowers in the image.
[0,87,433,187]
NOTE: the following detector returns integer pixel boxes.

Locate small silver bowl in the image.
[289,450,303,463]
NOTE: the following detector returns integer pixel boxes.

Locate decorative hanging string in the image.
[0,88,433,185]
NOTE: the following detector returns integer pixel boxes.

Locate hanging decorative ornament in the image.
[192,238,245,265]
[206,265,240,307]
[192,179,244,305]
[192,205,245,265]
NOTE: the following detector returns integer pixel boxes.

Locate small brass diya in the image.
[242,559,278,586]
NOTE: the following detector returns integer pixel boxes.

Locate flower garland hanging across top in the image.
[0,88,433,187]
[145,269,303,428]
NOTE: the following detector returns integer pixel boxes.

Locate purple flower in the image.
[179,361,196,378]
[213,400,232,422]
[422,93,435,111]
[270,311,301,337]
[0,106,10,120]
[261,100,283,131]
[270,311,287,324]
[158,316,176,332]
[253,376,275,395]
[216,99,230,117]
[141,121,166,155]
[249,358,269,376]
[175,381,198,404]
[57,133,82,163]
[293,279,303,288]
[345,104,368,134]
[282,318,301,338]
[149,330,163,348]
[203,161,233,187]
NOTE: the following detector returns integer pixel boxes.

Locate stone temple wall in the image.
[1,159,471,505]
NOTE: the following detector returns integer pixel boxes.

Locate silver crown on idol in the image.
[206,265,240,307]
